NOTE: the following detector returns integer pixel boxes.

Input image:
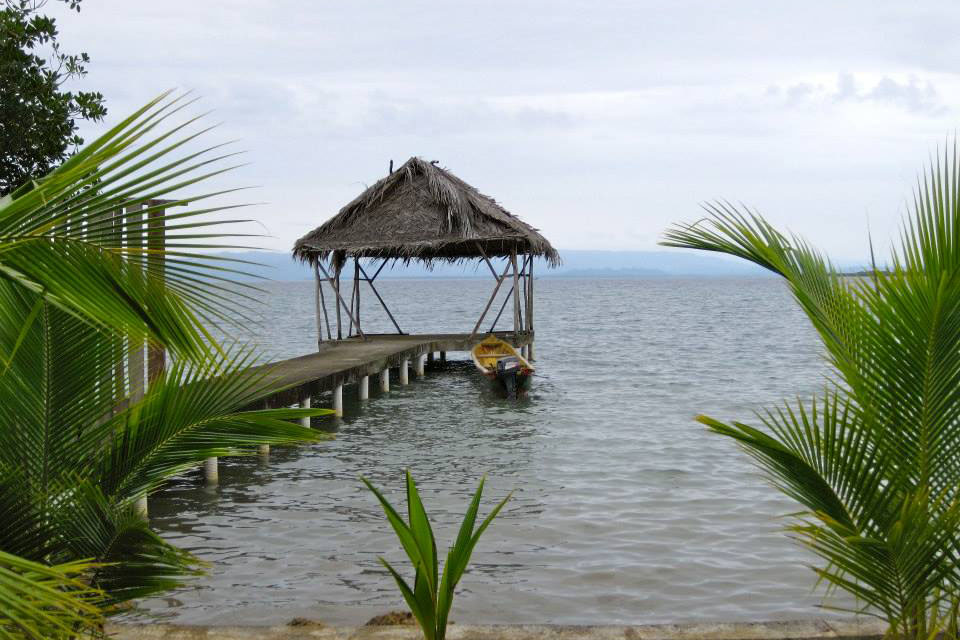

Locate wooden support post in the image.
[204,457,218,485]
[475,242,500,279]
[521,254,528,330]
[511,250,521,342]
[354,258,361,335]
[331,385,342,417]
[359,375,369,400]
[334,266,342,340]
[110,209,126,404]
[346,264,357,336]
[379,368,390,392]
[317,261,365,339]
[314,263,330,346]
[300,394,313,425]
[147,203,166,383]
[528,256,535,359]
[526,255,533,331]
[128,203,148,511]
[414,354,426,378]
[400,359,409,385]
[471,261,512,338]
[489,283,514,333]
[128,341,145,400]
[134,495,148,519]
[358,264,404,335]
[126,204,147,403]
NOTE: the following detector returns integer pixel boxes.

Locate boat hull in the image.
[471,335,534,398]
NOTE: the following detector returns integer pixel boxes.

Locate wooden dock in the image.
[258,331,534,411]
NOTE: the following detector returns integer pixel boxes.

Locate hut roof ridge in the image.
[293,157,559,267]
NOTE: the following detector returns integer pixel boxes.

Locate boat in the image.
[470,335,534,397]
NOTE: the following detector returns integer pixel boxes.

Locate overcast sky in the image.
[53,1,960,262]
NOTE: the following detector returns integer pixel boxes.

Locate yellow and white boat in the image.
[470,335,534,397]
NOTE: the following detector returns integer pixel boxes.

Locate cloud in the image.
[867,76,942,113]
[40,1,960,260]
[766,72,948,115]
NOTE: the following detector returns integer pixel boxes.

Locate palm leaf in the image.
[0,94,334,613]
[0,550,104,640]
[663,141,960,635]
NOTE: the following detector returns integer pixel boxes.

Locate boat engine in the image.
[496,356,523,398]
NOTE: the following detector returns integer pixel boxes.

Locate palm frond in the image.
[0,95,335,613]
[0,550,104,640]
[662,141,960,635]
[0,92,267,362]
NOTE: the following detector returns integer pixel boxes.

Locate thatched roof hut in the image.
[295,157,555,346]
[293,157,559,269]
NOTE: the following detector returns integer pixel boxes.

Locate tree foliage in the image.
[0,0,106,195]
[0,93,333,637]
[663,147,960,639]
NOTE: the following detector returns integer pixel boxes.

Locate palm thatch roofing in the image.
[293,157,559,269]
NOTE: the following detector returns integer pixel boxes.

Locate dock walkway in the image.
[259,331,533,409]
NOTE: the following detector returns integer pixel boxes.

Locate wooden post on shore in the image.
[379,368,390,392]
[400,359,409,385]
[359,375,369,400]
[147,203,166,384]
[126,203,149,517]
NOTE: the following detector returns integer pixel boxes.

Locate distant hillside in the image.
[210,249,770,281]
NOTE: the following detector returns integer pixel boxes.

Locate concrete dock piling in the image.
[254,333,532,412]
[204,457,218,485]
[332,385,343,417]
[300,395,312,426]
[258,444,270,456]
[440,350,446,364]
[414,353,426,377]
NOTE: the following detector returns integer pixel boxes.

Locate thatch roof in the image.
[293,157,559,268]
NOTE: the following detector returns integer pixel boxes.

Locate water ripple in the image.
[134,277,849,626]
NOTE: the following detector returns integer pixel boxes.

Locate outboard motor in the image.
[496,356,522,398]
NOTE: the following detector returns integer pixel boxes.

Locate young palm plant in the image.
[0,552,104,639]
[0,92,333,635]
[662,147,960,639]
[362,471,511,640]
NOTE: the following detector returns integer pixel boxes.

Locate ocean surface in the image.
[135,276,850,626]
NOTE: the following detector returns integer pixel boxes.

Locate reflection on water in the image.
[133,277,848,626]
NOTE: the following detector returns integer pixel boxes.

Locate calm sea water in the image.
[136,277,849,626]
